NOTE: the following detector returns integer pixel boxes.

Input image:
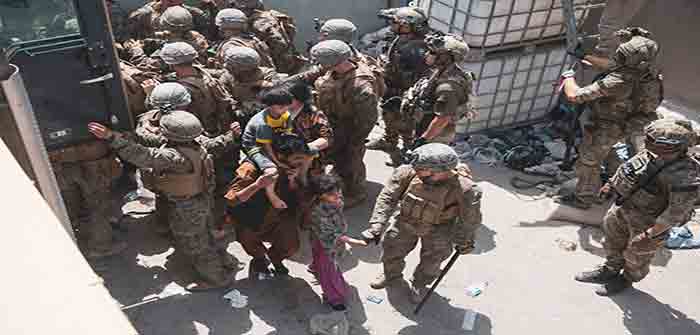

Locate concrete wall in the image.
[631,0,700,110]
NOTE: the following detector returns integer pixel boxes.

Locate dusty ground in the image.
[93,114,700,335]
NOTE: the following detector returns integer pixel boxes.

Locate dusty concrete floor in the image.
[93,117,700,335]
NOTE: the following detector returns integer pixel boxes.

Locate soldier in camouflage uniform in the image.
[229,0,305,74]
[124,6,209,68]
[402,33,475,150]
[575,119,699,296]
[89,111,236,291]
[135,83,241,237]
[362,143,482,303]
[128,0,210,40]
[219,46,287,129]
[211,8,275,69]
[367,6,431,165]
[557,27,663,209]
[310,40,380,208]
[49,141,125,259]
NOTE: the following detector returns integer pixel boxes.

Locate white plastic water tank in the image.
[417,0,594,49]
[457,42,570,134]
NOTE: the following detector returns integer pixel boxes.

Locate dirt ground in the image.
[91,116,700,335]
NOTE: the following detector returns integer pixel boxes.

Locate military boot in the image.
[370,273,402,289]
[595,274,632,296]
[575,265,620,284]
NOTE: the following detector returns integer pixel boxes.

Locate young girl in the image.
[309,174,367,311]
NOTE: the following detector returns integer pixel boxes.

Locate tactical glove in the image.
[454,241,475,255]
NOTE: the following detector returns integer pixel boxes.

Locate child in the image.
[241,86,294,209]
[309,174,367,311]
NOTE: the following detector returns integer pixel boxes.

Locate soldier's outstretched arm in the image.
[367,165,415,231]
[196,130,240,158]
[453,184,483,254]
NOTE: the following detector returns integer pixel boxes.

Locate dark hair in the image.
[284,80,313,103]
[258,86,293,106]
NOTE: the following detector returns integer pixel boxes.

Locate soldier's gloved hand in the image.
[454,241,475,255]
[361,223,384,244]
[561,69,576,79]
[411,137,428,150]
[598,183,613,201]
[567,41,586,60]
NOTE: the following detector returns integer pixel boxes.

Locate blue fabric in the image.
[665,226,700,249]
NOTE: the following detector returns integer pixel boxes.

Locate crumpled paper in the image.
[223,289,248,308]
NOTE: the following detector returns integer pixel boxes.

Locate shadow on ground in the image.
[385,280,493,335]
[610,288,700,335]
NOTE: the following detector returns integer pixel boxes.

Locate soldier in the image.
[317,19,364,63]
[556,27,663,209]
[229,0,305,74]
[89,111,236,291]
[310,40,380,208]
[124,6,209,66]
[135,82,241,236]
[575,119,699,296]
[128,0,210,40]
[49,140,125,259]
[211,8,275,69]
[403,33,475,149]
[367,6,431,166]
[361,143,482,303]
[219,46,287,129]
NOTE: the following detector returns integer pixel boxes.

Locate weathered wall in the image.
[631,0,700,109]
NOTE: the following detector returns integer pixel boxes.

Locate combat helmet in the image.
[319,19,357,44]
[378,6,429,34]
[223,46,261,72]
[410,143,459,172]
[644,118,696,156]
[159,6,193,33]
[215,8,248,30]
[148,82,192,111]
[425,33,469,63]
[159,42,197,65]
[613,27,659,71]
[310,40,352,67]
[160,110,203,142]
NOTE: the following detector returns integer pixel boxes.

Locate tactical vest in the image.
[382,36,430,94]
[402,66,475,142]
[398,169,469,236]
[119,61,151,119]
[215,35,275,69]
[178,66,234,135]
[154,146,213,199]
[314,61,381,122]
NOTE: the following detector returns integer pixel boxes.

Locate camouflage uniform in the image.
[112,111,234,286]
[368,7,431,156]
[576,119,699,295]
[136,82,239,233]
[403,34,474,147]
[219,46,287,129]
[363,144,482,301]
[49,141,123,258]
[230,0,305,74]
[212,8,275,69]
[566,29,662,207]
[311,40,380,207]
[128,1,210,40]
